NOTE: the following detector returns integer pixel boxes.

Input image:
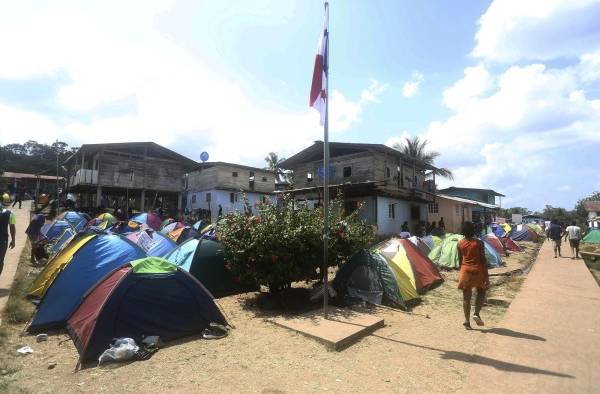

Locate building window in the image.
[206,192,211,202]
[230,192,235,203]
[262,176,268,182]
[307,172,313,182]
[455,205,460,216]
[232,172,238,177]
[388,203,395,219]
[411,205,421,220]
[191,195,196,204]
[428,203,439,214]
[386,167,391,178]
[343,166,351,178]
[249,171,255,190]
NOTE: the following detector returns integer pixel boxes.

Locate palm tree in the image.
[392,136,454,180]
[264,152,286,183]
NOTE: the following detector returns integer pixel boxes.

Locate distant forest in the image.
[0,140,77,176]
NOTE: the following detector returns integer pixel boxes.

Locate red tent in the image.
[502,236,523,252]
[485,233,507,256]
[399,239,443,293]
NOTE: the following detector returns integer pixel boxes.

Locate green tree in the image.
[392,136,454,180]
[264,151,289,183]
[574,191,600,222]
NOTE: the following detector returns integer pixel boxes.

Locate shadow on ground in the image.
[371,334,573,379]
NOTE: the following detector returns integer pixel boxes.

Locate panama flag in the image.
[309,3,329,125]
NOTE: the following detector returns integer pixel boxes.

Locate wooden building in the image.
[425,194,481,234]
[0,171,64,198]
[437,187,504,225]
[64,142,197,215]
[278,141,438,236]
[186,162,276,222]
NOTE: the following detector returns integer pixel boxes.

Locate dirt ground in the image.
[1,242,540,394]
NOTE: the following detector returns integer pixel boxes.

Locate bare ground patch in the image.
[1,241,541,393]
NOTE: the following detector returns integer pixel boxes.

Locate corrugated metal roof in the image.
[1,172,64,181]
[437,194,498,209]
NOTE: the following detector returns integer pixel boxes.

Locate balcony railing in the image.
[69,169,98,187]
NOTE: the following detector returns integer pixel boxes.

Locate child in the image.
[457,221,489,329]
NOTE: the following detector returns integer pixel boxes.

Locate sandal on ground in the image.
[473,314,484,326]
[463,322,472,330]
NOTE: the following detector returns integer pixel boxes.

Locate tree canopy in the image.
[392,136,454,180]
[0,140,77,176]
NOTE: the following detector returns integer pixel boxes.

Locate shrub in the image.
[218,194,375,294]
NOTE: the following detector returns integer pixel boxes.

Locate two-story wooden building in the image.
[185,162,276,222]
[64,142,197,215]
[278,141,438,236]
[437,187,504,226]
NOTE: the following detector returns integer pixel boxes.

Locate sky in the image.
[0,0,599,211]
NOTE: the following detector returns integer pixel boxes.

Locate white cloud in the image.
[384,131,411,149]
[473,0,600,62]
[0,1,387,166]
[443,64,494,110]
[402,71,424,97]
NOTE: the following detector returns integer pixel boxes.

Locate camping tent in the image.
[28,234,146,332]
[109,221,142,234]
[526,223,544,235]
[161,221,184,234]
[484,233,507,256]
[130,212,162,231]
[510,227,540,242]
[193,220,205,231]
[481,238,503,267]
[28,233,97,299]
[67,257,227,364]
[41,220,73,241]
[161,218,175,229]
[491,224,505,238]
[583,229,600,244]
[501,236,523,252]
[408,236,432,255]
[500,223,512,234]
[126,230,176,257]
[47,227,77,258]
[332,249,406,309]
[165,239,249,297]
[57,211,88,231]
[167,226,199,244]
[428,234,464,269]
[377,238,443,297]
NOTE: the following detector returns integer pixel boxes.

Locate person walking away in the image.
[564,221,582,259]
[25,210,45,264]
[0,204,17,276]
[12,189,23,209]
[457,221,488,329]
[547,219,563,258]
[438,217,446,231]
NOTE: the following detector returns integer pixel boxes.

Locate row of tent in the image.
[333,238,444,309]
[583,228,600,244]
[27,212,231,366]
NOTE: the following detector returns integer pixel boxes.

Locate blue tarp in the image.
[28,234,146,332]
[42,220,72,241]
[165,238,200,271]
[510,228,534,241]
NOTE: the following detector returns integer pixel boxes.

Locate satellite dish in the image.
[200,151,209,162]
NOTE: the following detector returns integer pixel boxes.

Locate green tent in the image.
[428,234,464,269]
[165,238,255,297]
[333,249,406,310]
[583,229,600,244]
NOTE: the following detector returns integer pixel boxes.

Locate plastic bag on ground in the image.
[98,338,139,365]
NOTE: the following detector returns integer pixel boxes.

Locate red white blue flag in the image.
[309,3,328,125]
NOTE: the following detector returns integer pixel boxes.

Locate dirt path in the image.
[459,239,600,393]
[0,201,31,319]
[1,241,540,393]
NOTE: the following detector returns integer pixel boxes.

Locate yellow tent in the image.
[28,234,95,299]
[500,223,512,234]
[431,235,443,247]
[376,241,419,302]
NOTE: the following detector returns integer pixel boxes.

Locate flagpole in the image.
[322,0,330,319]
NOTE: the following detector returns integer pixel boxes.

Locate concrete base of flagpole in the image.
[268,307,384,350]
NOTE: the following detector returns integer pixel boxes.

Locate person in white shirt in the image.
[563,221,582,260]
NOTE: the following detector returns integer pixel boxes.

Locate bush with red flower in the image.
[218,194,375,295]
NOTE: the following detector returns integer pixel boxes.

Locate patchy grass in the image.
[0,241,35,394]
[3,242,36,325]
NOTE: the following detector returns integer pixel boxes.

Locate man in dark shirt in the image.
[1,205,17,276]
[547,219,563,258]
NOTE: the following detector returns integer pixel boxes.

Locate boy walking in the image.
[563,221,582,259]
[547,219,563,258]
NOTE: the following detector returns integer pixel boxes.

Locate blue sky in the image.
[0,0,599,211]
